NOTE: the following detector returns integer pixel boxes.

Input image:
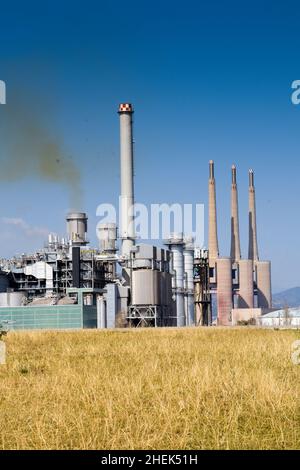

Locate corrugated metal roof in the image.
[262,308,300,318]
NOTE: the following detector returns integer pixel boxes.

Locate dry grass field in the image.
[0,327,299,450]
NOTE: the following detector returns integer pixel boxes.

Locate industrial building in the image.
[257,308,300,327]
[0,104,272,330]
[204,161,273,326]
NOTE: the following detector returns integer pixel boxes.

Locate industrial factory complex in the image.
[0,104,273,330]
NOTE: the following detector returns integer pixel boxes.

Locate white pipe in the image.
[97,296,107,328]
[170,241,185,327]
[183,237,195,326]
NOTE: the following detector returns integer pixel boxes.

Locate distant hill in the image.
[272,287,300,309]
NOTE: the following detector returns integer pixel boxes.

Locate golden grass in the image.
[0,327,300,450]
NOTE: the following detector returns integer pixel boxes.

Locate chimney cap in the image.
[249,168,254,187]
[209,160,215,179]
[118,103,134,113]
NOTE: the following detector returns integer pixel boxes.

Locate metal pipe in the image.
[167,233,185,327]
[183,236,195,326]
[97,296,107,328]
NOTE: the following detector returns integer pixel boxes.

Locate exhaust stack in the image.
[66,212,88,246]
[248,169,259,261]
[208,160,219,260]
[230,165,241,262]
[118,103,135,257]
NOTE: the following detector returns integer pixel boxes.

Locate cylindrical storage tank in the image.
[216,257,232,326]
[131,270,161,305]
[66,212,88,245]
[256,260,272,308]
[183,236,195,326]
[238,259,254,308]
[97,297,107,328]
[97,223,117,253]
[0,291,26,307]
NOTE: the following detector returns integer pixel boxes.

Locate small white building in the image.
[257,308,300,327]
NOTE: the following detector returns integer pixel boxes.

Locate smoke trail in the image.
[0,92,83,210]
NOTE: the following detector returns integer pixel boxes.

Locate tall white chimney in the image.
[118,103,135,257]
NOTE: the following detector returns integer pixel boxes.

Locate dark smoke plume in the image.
[0,92,83,210]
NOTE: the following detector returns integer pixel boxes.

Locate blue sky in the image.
[0,0,299,292]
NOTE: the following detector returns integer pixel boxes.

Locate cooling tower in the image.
[256,260,272,309]
[248,169,259,261]
[216,257,232,326]
[230,165,241,262]
[238,259,254,308]
[208,160,219,261]
[118,103,135,257]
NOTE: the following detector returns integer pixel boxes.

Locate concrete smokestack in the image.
[230,165,241,262]
[238,259,254,308]
[208,160,219,260]
[248,169,259,261]
[118,103,135,257]
[216,257,232,326]
[256,260,272,309]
